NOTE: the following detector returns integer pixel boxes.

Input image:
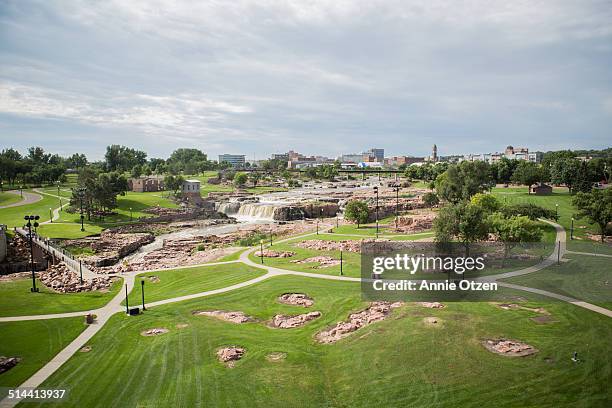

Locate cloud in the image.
[0,0,611,159]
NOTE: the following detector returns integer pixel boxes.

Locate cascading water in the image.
[235,203,277,221]
[217,201,241,215]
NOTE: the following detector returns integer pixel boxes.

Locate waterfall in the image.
[217,202,241,215]
[236,203,277,220]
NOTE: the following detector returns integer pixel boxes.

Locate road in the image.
[0,190,42,209]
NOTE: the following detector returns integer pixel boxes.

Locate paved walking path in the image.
[0,190,42,209]
[566,250,612,258]
[1,220,610,407]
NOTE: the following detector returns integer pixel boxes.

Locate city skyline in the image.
[1,1,612,160]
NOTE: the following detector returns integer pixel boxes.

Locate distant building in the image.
[271,153,289,161]
[530,183,553,195]
[181,179,202,205]
[364,148,384,163]
[461,146,542,164]
[128,177,164,192]
[340,153,365,163]
[431,144,438,162]
[386,156,425,167]
[218,154,246,168]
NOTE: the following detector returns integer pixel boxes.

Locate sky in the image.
[1,0,611,161]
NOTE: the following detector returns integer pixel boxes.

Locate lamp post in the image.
[20,185,23,198]
[316,220,319,235]
[393,184,400,231]
[269,229,273,246]
[141,278,146,311]
[79,260,83,284]
[125,284,129,314]
[259,239,264,264]
[24,215,40,292]
[75,187,86,231]
[57,181,61,211]
[0,181,3,192]
[373,186,379,238]
[49,208,53,223]
[571,217,574,240]
[340,249,343,276]
[129,207,133,221]
[555,203,559,219]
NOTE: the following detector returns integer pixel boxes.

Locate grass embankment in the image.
[0,279,122,317]
[33,275,612,407]
[0,192,23,207]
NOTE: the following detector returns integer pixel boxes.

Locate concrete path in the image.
[566,250,612,258]
[0,190,42,209]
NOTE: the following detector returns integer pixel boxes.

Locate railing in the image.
[15,228,95,280]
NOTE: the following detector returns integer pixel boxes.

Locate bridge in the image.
[15,228,96,281]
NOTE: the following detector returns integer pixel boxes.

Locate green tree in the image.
[422,192,439,207]
[248,172,261,187]
[131,165,142,178]
[344,200,369,228]
[434,202,490,256]
[573,188,612,242]
[549,157,581,193]
[470,193,500,213]
[434,161,494,203]
[164,174,185,196]
[489,212,543,265]
[234,172,248,187]
[511,161,542,193]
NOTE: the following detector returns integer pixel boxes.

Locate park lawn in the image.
[125,263,267,304]
[56,191,178,225]
[214,247,248,262]
[490,186,603,248]
[0,278,122,317]
[36,223,104,239]
[501,254,612,308]
[32,275,612,408]
[0,317,85,392]
[0,192,23,207]
[0,191,57,228]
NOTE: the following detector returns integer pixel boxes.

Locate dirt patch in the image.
[416,302,445,309]
[423,317,442,327]
[482,339,538,357]
[176,323,189,329]
[530,315,557,324]
[140,328,169,337]
[269,312,321,329]
[193,310,254,324]
[278,293,314,307]
[147,275,160,283]
[315,302,404,344]
[294,240,361,253]
[495,303,549,315]
[217,347,245,367]
[291,256,340,268]
[254,250,295,258]
[0,272,31,282]
[79,346,92,353]
[266,352,287,362]
[0,356,21,374]
[395,211,436,233]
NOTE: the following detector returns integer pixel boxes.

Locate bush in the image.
[501,203,558,221]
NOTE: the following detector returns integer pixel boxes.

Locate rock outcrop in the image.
[278,293,314,307]
[193,310,254,324]
[269,311,321,328]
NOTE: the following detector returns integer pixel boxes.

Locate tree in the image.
[434,161,494,203]
[344,200,369,228]
[164,174,185,196]
[434,202,490,256]
[422,192,439,207]
[131,165,142,178]
[549,157,581,193]
[511,161,542,193]
[248,172,261,187]
[489,212,543,265]
[105,145,147,172]
[573,188,612,242]
[470,193,500,213]
[67,153,88,170]
[234,172,248,188]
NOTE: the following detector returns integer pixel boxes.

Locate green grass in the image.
[0,191,58,228]
[36,223,104,239]
[0,317,85,391]
[32,275,612,407]
[501,254,612,308]
[215,248,248,262]
[126,263,267,304]
[0,191,23,207]
[0,278,122,317]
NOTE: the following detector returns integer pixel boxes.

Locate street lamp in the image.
[141,277,146,311]
[24,215,40,292]
[555,203,559,218]
[75,187,86,231]
[393,184,400,231]
[316,220,319,235]
[0,181,3,192]
[129,207,133,221]
[269,229,273,246]
[259,239,264,264]
[373,186,379,238]
[339,249,343,276]
[20,185,23,198]
[57,181,61,211]
[49,208,53,223]
[125,284,129,314]
[571,217,574,240]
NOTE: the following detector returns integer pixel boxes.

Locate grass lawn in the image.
[0,278,122,317]
[0,317,85,391]
[126,263,267,304]
[501,254,612,308]
[0,192,23,207]
[32,275,612,407]
[0,191,58,228]
[36,223,105,239]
